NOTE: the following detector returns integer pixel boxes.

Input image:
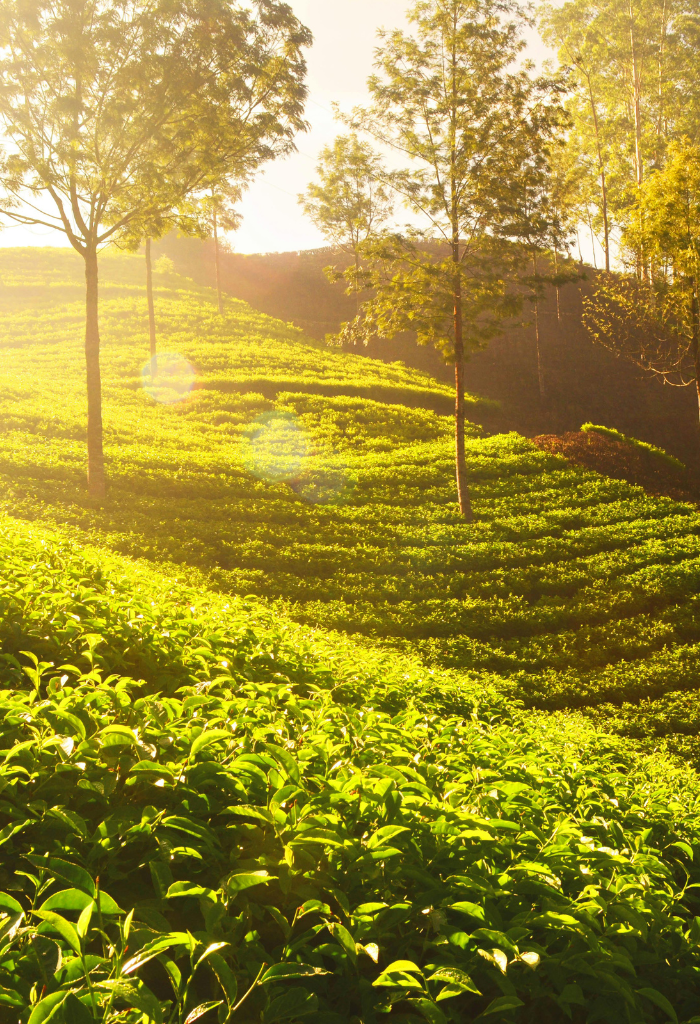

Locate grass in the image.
[3,246,700,1019]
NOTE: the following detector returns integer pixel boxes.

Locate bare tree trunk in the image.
[586,73,611,272]
[587,209,598,270]
[213,207,223,315]
[84,244,106,500]
[449,24,472,524]
[630,6,643,188]
[145,237,157,375]
[630,4,647,281]
[533,255,545,400]
[553,247,561,321]
[692,284,700,430]
[453,264,473,523]
[656,0,667,162]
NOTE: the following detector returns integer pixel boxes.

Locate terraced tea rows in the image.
[1,247,700,758]
[2,514,700,1024]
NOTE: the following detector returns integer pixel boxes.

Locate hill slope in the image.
[2,249,700,762]
[155,234,700,470]
[3,247,700,1019]
[3,512,700,1023]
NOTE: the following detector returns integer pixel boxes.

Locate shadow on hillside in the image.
[155,234,700,474]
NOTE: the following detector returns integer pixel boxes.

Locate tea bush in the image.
[3,518,700,1023]
[2,251,700,759]
[580,424,686,473]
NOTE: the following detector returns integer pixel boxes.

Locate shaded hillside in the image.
[156,233,700,471]
[533,429,699,503]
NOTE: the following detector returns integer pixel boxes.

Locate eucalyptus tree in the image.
[0,0,310,498]
[300,134,393,312]
[584,141,700,429]
[339,0,566,521]
[209,184,244,315]
[540,0,700,275]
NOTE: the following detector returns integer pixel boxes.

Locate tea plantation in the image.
[3,248,700,1022]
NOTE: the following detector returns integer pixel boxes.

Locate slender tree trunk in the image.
[630,7,643,189]
[553,247,561,321]
[449,22,472,524]
[656,0,667,162]
[587,209,598,269]
[533,255,545,400]
[586,73,611,272]
[145,237,157,375]
[692,283,700,430]
[84,244,106,500]
[213,207,223,314]
[630,4,647,280]
[454,280,473,523]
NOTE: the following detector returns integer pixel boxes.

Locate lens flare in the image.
[141,352,196,404]
[292,465,354,506]
[240,411,312,483]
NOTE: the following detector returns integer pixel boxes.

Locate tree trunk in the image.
[533,255,545,400]
[84,245,106,499]
[145,237,157,375]
[630,5,643,190]
[213,208,223,314]
[448,24,472,525]
[587,209,598,269]
[692,284,700,431]
[586,74,611,272]
[630,4,648,281]
[453,268,473,523]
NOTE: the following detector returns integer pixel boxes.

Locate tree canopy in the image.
[335,0,566,519]
[0,0,311,496]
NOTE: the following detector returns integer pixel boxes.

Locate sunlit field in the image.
[4,250,700,758]
[3,248,700,1021]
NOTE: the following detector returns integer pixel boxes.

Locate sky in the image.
[0,1,570,257]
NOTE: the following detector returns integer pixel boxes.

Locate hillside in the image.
[154,234,700,472]
[4,246,700,1018]
[4,514,700,1022]
[1,249,700,759]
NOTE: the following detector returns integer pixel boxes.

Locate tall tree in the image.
[300,134,393,313]
[540,0,700,274]
[0,0,310,498]
[539,3,614,270]
[339,0,565,521]
[584,140,700,428]
[208,184,243,315]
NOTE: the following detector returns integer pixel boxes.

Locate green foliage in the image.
[580,423,686,472]
[299,135,393,256]
[7,246,700,1021]
[4,248,700,763]
[3,518,700,1022]
[0,0,311,249]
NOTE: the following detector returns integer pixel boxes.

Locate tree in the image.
[0,0,311,498]
[540,2,614,270]
[583,140,700,428]
[299,134,393,312]
[208,184,244,315]
[540,0,700,276]
[338,0,566,521]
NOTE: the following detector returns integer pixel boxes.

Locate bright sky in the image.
[0,1,565,256]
